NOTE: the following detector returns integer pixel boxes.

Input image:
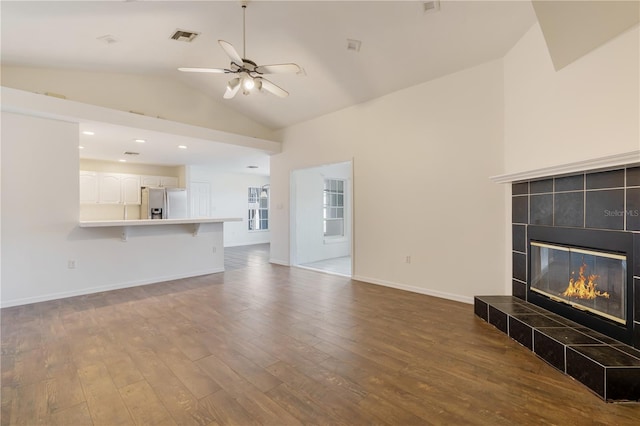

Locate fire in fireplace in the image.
[530,242,626,324]
[563,262,609,300]
[527,226,634,345]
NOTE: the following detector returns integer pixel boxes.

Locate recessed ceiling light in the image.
[78,145,85,150]
[178,145,187,149]
[82,131,95,136]
[118,159,127,163]
[134,139,146,143]
[247,165,259,169]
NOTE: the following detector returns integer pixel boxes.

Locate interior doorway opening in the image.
[290,161,353,277]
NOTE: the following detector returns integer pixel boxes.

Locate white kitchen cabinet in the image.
[121,175,141,204]
[80,172,142,205]
[98,173,122,204]
[79,171,99,204]
[160,176,179,188]
[140,175,179,188]
[141,175,160,187]
[80,171,176,205]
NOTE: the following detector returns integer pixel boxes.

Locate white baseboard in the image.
[2,268,473,308]
[269,258,290,266]
[224,241,270,248]
[294,265,351,278]
[352,275,474,305]
[0,268,224,308]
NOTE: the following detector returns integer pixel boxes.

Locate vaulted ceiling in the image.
[1,1,538,131]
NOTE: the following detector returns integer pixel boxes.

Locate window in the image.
[323,179,344,237]
[248,186,269,231]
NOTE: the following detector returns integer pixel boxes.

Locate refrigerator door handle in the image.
[163,189,168,219]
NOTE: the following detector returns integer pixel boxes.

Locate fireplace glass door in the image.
[530,242,627,324]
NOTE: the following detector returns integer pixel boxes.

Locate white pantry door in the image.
[190,181,211,217]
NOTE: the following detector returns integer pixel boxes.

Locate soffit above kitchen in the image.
[2,86,275,174]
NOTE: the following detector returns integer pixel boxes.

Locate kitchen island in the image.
[19,216,248,307]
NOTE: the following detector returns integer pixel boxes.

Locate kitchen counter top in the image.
[79,217,242,227]
[79,217,242,241]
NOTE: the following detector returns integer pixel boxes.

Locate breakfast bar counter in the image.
[80,217,242,241]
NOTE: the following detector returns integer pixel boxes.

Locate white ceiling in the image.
[1,0,537,170]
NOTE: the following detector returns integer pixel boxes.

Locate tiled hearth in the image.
[475,295,640,402]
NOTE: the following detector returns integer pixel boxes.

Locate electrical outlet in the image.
[68,260,76,269]
[405,256,411,264]
[212,247,217,253]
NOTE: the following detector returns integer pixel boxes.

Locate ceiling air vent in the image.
[346,39,362,52]
[96,34,118,44]
[423,1,440,14]
[170,29,200,43]
[123,151,140,156]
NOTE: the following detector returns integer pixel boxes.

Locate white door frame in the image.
[289,159,354,276]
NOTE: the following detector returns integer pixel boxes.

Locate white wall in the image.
[501,23,639,294]
[292,162,351,265]
[270,60,506,303]
[1,112,225,307]
[504,23,639,173]
[1,66,275,140]
[188,166,270,247]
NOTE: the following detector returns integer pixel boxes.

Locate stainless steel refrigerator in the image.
[141,187,188,219]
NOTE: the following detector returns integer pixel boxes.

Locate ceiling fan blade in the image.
[224,77,241,99]
[259,78,289,98]
[255,63,301,75]
[178,67,228,73]
[218,40,243,65]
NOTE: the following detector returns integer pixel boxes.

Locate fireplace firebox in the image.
[528,226,634,345]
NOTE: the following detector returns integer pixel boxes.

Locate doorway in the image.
[290,161,353,277]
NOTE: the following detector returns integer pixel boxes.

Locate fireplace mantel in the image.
[490,150,640,184]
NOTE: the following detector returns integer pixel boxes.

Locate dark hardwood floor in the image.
[2,244,640,425]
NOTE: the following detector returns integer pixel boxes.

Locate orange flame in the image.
[562,263,609,300]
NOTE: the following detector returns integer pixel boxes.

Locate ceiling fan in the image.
[178,1,302,99]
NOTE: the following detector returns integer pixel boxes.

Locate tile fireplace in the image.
[476,163,640,401]
[511,166,639,348]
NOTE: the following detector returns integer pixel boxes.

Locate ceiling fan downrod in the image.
[242,2,247,60]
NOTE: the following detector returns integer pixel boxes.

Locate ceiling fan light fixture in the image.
[242,75,255,91]
[179,2,301,99]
